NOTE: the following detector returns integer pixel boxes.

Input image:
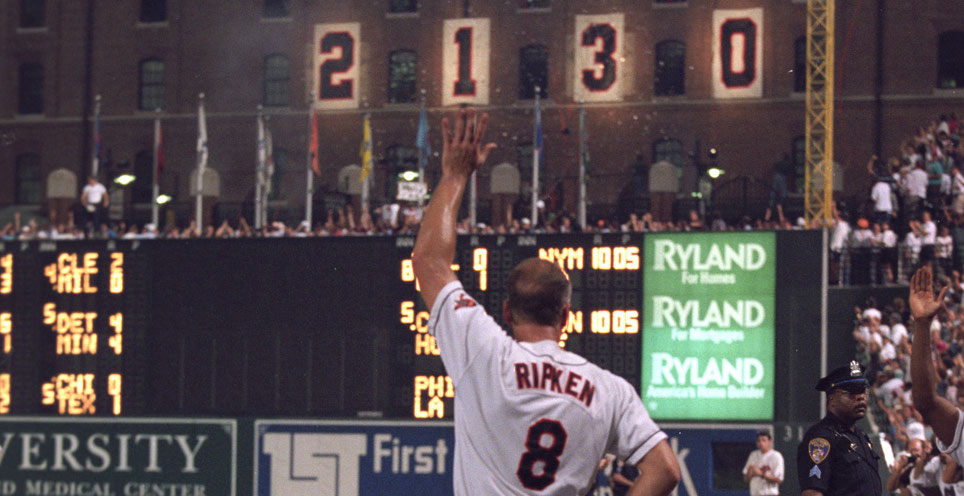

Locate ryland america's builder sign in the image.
[642,232,775,420]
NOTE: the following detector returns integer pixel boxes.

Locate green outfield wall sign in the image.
[0,417,236,496]
[641,232,776,420]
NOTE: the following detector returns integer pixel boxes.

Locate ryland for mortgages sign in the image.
[641,232,775,420]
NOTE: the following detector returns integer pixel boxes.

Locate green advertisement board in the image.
[642,232,775,420]
[0,417,236,495]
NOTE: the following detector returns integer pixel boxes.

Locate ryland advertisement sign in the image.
[642,232,775,420]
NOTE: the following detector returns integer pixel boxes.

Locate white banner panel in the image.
[442,18,490,106]
[396,182,427,202]
[573,14,624,103]
[313,23,361,110]
[712,9,763,99]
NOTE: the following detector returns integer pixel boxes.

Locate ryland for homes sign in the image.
[641,232,775,420]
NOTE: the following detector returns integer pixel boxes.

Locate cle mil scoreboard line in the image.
[0,240,147,416]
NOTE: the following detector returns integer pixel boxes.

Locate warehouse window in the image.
[140,0,166,23]
[139,59,165,111]
[938,31,964,89]
[133,151,153,204]
[384,144,418,200]
[389,0,417,13]
[20,0,45,28]
[16,153,42,204]
[519,45,549,100]
[264,0,291,18]
[269,147,286,200]
[388,50,417,103]
[653,139,683,168]
[263,54,289,107]
[654,40,685,96]
[18,63,44,114]
[794,36,806,93]
[793,136,805,193]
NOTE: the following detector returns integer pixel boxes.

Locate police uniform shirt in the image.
[429,281,667,496]
[797,412,881,496]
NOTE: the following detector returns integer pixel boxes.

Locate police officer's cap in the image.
[815,360,869,393]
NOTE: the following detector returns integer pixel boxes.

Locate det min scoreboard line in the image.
[0,241,147,416]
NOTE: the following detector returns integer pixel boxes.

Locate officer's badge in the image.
[850,360,861,377]
[809,438,831,464]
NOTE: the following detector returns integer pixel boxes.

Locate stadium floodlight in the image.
[399,170,420,182]
[156,194,172,205]
[707,167,724,179]
[114,173,136,186]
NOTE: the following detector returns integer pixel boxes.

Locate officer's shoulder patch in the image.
[809,437,831,464]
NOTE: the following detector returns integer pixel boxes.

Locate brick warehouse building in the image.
[1,0,964,229]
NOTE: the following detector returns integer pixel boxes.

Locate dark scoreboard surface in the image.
[0,233,645,418]
[1,231,827,423]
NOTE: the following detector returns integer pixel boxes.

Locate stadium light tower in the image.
[804,0,835,228]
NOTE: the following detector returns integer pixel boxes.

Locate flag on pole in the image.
[265,127,275,195]
[416,101,431,160]
[197,96,209,173]
[309,111,320,176]
[257,111,267,182]
[93,100,103,175]
[534,98,543,161]
[154,118,165,176]
[94,113,103,162]
[360,114,373,182]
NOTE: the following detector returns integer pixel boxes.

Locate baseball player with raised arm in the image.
[412,107,680,496]
[910,265,964,464]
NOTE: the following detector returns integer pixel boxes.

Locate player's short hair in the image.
[756,431,771,440]
[507,258,571,327]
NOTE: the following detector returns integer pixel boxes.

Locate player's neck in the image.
[513,324,561,344]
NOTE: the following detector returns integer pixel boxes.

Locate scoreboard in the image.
[393,233,644,420]
[0,231,819,421]
[0,241,148,416]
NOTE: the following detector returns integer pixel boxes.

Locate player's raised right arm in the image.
[412,108,496,310]
[909,265,959,448]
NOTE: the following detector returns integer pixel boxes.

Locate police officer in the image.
[797,361,881,496]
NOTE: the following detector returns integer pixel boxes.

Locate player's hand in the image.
[441,107,497,180]
[910,266,947,321]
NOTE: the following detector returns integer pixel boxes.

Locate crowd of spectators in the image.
[832,113,964,285]
[2,199,811,241]
[855,288,964,495]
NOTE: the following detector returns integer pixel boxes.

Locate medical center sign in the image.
[642,232,775,420]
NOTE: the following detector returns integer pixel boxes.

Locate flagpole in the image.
[578,102,587,230]
[92,95,101,178]
[152,109,161,228]
[305,92,315,228]
[255,106,264,230]
[531,88,541,227]
[361,112,371,210]
[195,93,206,232]
[417,91,427,208]
[264,119,274,228]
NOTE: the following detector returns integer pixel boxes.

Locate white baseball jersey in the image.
[939,478,964,496]
[429,280,667,495]
[937,410,964,468]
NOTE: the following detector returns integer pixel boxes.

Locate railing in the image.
[831,245,919,286]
